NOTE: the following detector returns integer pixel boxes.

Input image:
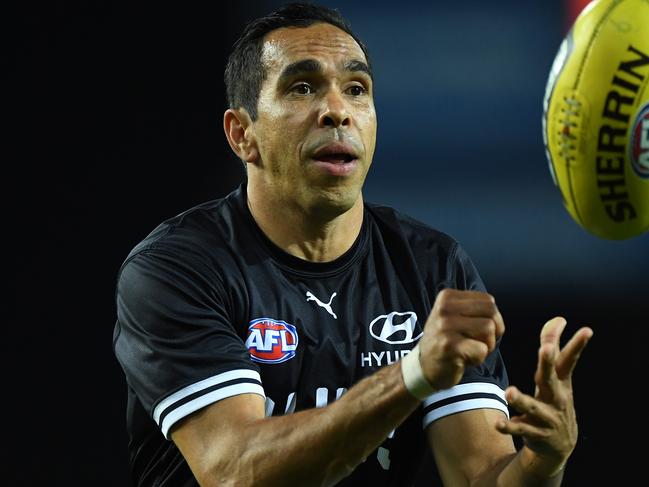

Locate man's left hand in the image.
[496,317,593,477]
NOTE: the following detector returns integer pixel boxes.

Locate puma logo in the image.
[306,291,338,319]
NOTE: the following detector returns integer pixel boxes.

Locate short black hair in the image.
[224,2,372,121]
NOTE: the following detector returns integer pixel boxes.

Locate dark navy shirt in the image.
[113,184,509,486]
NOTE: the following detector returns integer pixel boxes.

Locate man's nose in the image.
[317,89,351,128]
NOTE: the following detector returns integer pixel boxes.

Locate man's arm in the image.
[172,289,504,487]
[172,363,418,487]
[427,317,593,486]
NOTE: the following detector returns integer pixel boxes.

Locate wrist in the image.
[520,445,567,479]
[400,343,436,400]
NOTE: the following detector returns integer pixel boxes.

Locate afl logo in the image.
[629,102,649,179]
[245,318,299,364]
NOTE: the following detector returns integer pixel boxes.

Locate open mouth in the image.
[310,142,359,176]
[312,142,358,164]
[315,153,355,163]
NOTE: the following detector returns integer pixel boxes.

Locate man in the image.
[113,3,593,486]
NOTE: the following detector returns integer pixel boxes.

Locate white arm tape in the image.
[401,343,436,401]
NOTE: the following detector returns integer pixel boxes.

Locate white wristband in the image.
[400,343,436,401]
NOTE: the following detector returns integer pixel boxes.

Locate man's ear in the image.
[223,108,259,164]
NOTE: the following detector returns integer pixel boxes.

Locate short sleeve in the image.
[113,251,264,439]
[423,243,509,429]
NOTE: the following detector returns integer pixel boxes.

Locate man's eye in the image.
[290,83,313,95]
[347,85,366,96]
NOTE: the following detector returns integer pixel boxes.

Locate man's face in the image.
[249,22,377,217]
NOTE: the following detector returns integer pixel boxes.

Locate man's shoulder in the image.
[121,185,246,272]
[365,201,484,291]
[365,201,459,253]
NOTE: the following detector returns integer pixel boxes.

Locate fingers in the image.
[496,415,550,439]
[453,335,490,366]
[439,316,498,353]
[540,316,567,349]
[493,319,590,471]
[535,317,567,403]
[420,289,505,389]
[537,318,594,388]
[505,386,557,426]
[535,340,561,404]
[496,386,578,466]
[433,289,505,348]
[448,300,505,340]
[556,327,594,381]
[497,387,558,438]
[540,344,556,382]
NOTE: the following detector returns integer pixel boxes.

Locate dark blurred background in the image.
[7,0,647,485]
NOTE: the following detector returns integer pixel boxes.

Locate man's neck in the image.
[246,185,364,263]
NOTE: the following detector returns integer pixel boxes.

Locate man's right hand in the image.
[418,289,506,390]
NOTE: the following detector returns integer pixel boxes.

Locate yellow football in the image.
[543,0,649,239]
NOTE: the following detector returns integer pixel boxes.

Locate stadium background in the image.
[8,0,646,484]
